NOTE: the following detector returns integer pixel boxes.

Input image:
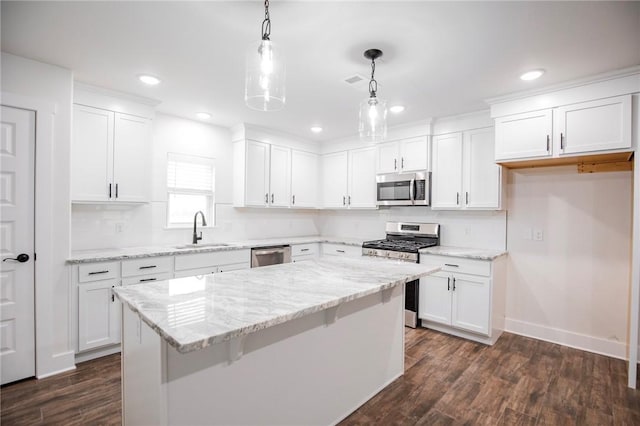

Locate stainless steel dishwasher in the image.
[251,245,292,268]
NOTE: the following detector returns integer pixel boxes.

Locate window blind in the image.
[167,153,214,194]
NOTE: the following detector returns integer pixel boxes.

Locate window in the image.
[167,153,215,227]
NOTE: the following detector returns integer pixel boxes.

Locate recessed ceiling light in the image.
[310,126,323,133]
[520,69,545,81]
[390,105,405,113]
[196,112,211,120]
[138,74,161,85]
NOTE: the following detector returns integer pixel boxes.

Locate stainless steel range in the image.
[362,222,440,328]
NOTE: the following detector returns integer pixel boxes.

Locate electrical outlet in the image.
[533,229,544,241]
[464,227,470,235]
[115,222,124,233]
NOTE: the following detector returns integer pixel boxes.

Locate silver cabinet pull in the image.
[445,263,459,267]
[343,196,346,206]
[560,133,565,150]
[465,192,469,205]
[401,157,404,169]
[271,193,274,203]
[292,195,295,205]
[300,248,309,252]
[394,158,397,170]
[139,265,156,270]
[546,135,550,152]
[348,195,351,205]
[456,192,460,205]
[336,249,345,253]
[115,183,119,199]
[265,193,268,203]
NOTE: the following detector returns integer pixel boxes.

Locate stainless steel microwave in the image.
[376,171,431,206]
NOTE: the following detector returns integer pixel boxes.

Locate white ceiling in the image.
[2,1,640,142]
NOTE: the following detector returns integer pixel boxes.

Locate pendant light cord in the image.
[369,58,378,97]
[261,0,271,40]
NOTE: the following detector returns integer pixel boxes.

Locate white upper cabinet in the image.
[554,95,631,155]
[269,144,291,207]
[494,94,632,162]
[321,151,349,208]
[234,139,317,208]
[291,150,318,208]
[376,136,429,174]
[432,128,502,210]
[348,147,377,208]
[432,133,463,209]
[494,109,552,161]
[321,147,377,209]
[244,140,271,207]
[72,104,151,203]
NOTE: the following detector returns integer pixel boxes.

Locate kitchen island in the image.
[114,256,439,426]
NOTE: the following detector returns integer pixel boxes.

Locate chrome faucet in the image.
[192,211,207,244]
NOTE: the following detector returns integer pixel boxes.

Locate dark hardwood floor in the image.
[2,329,639,425]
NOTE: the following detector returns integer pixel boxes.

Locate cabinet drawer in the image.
[321,243,362,257]
[78,262,119,283]
[292,254,316,263]
[174,249,251,271]
[419,255,491,277]
[217,262,250,273]
[174,267,217,279]
[291,243,319,257]
[121,256,173,277]
[122,272,173,286]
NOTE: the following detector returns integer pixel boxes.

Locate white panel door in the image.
[269,145,291,207]
[0,106,35,384]
[376,141,398,174]
[290,150,318,208]
[555,95,632,155]
[244,140,270,207]
[113,113,151,202]
[348,147,377,208]
[72,105,113,201]
[418,273,451,326]
[451,274,491,336]
[78,280,121,352]
[431,133,463,209]
[495,109,553,161]
[464,128,501,209]
[321,151,348,208]
[400,136,429,172]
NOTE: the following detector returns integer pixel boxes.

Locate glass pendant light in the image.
[245,0,285,111]
[359,49,387,141]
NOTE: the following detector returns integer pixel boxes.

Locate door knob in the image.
[3,253,30,263]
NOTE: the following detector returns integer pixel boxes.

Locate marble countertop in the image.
[419,245,507,261]
[67,236,368,264]
[113,256,439,354]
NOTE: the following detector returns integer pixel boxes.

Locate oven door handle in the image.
[409,178,415,205]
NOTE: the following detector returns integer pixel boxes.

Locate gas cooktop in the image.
[362,222,440,262]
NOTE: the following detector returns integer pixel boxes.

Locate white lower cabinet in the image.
[321,243,362,257]
[78,278,121,352]
[419,254,506,345]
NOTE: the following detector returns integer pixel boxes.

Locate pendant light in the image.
[245,0,285,111]
[359,49,387,141]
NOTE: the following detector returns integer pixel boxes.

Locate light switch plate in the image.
[533,229,544,241]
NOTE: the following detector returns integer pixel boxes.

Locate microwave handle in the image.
[409,178,415,204]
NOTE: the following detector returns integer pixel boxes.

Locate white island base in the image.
[121,285,404,426]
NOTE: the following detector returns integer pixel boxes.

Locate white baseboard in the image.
[504,318,635,361]
[75,344,121,364]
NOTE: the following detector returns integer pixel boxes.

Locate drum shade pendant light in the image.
[359,49,387,141]
[245,0,285,111]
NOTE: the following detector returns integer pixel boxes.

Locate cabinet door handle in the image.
[109,183,112,199]
[140,278,156,282]
[343,196,346,206]
[465,192,469,205]
[271,193,274,203]
[300,248,310,252]
[401,157,405,169]
[292,195,295,205]
[444,263,459,268]
[265,193,269,203]
[336,249,345,253]
[115,183,119,199]
[139,265,156,270]
[88,270,109,275]
[452,277,456,291]
[111,285,115,302]
[456,192,460,205]
[394,158,397,170]
[447,277,450,291]
[560,132,565,150]
[546,135,550,152]
[348,195,351,205]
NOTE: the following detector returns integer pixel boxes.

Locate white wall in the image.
[504,166,633,359]
[1,52,75,376]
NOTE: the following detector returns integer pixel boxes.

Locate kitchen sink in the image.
[173,243,231,250]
